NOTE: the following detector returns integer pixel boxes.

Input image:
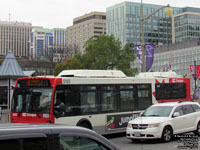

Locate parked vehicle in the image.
[126,101,200,142]
[0,124,120,150]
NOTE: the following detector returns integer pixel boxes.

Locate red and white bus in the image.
[11,70,191,135]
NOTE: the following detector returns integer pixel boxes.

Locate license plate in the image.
[134,132,141,137]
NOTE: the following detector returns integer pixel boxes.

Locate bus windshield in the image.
[12,87,53,114]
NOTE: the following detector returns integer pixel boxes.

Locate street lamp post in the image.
[140,2,173,72]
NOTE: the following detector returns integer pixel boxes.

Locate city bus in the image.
[11,70,191,135]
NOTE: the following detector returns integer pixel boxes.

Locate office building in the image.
[0,21,33,58]
[53,28,66,47]
[30,27,66,61]
[106,2,181,47]
[66,12,106,53]
[30,28,53,60]
[172,8,200,43]
[107,2,200,47]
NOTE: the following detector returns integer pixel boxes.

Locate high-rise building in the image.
[30,27,66,61]
[66,12,106,53]
[172,7,200,43]
[106,2,181,47]
[30,28,53,60]
[107,2,200,47]
[53,28,66,47]
[0,21,33,58]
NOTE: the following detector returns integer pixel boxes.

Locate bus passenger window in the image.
[120,91,135,111]
[80,92,97,114]
[102,95,116,111]
[137,84,152,110]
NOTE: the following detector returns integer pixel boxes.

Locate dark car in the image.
[0,124,120,150]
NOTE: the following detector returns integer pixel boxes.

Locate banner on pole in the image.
[134,44,154,72]
[190,65,200,80]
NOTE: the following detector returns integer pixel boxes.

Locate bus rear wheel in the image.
[78,122,92,130]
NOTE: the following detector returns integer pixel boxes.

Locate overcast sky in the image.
[1,0,200,29]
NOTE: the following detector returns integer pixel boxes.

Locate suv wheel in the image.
[194,121,200,136]
[161,126,173,142]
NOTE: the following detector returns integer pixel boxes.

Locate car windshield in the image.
[11,87,52,114]
[141,106,173,117]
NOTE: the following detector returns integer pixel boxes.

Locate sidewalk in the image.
[0,109,10,123]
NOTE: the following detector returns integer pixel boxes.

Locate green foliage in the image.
[54,58,83,76]
[0,59,3,65]
[79,34,121,69]
[116,43,138,76]
[75,34,138,76]
[54,34,138,76]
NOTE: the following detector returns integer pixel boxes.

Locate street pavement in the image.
[107,133,200,150]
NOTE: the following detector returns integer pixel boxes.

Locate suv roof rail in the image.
[178,100,194,103]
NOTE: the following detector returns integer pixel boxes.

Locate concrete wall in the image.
[0,109,10,123]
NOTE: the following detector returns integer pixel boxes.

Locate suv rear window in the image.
[191,104,200,112]
[0,137,48,150]
[182,105,194,114]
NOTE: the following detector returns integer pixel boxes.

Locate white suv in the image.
[126,101,200,142]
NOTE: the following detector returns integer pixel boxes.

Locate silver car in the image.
[0,124,120,150]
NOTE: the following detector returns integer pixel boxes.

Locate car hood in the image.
[129,117,169,124]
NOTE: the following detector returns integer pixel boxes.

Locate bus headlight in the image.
[148,123,160,128]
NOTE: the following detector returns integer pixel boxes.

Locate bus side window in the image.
[101,86,117,112]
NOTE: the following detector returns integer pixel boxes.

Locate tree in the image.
[116,44,138,76]
[75,34,138,76]
[54,58,83,76]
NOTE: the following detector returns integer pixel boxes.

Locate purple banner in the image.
[134,44,154,72]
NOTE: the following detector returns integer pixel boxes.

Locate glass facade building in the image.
[106,2,181,46]
[53,28,66,46]
[30,28,54,60]
[30,28,66,61]
[172,11,200,43]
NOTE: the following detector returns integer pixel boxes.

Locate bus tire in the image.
[78,121,92,130]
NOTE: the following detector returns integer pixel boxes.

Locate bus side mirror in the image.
[54,105,65,118]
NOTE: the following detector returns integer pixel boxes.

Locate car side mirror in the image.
[173,112,180,118]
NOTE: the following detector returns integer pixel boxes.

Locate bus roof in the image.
[57,70,127,78]
[135,71,183,78]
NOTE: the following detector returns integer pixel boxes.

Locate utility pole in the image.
[140,4,172,72]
